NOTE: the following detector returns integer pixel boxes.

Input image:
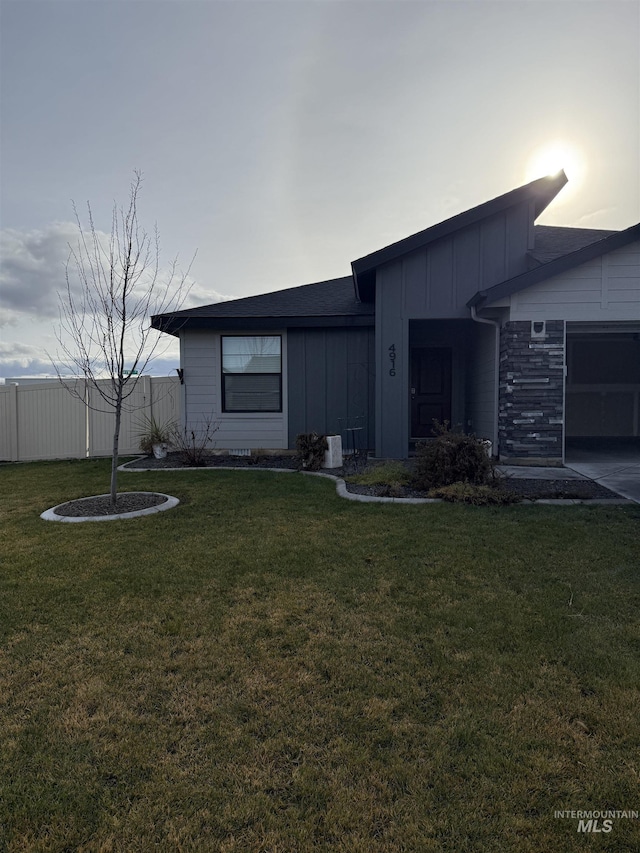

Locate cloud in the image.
[574,208,618,227]
[0,222,229,327]
[0,221,230,381]
[182,278,230,308]
[0,222,80,320]
[0,341,56,376]
[0,306,23,328]
[0,337,182,381]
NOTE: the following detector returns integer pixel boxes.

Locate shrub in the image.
[136,415,176,456]
[295,433,328,471]
[412,421,493,490]
[428,482,520,505]
[372,481,408,498]
[169,418,219,466]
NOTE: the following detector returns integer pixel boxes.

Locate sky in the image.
[1,0,639,380]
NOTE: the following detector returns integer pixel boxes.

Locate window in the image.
[221,335,282,412]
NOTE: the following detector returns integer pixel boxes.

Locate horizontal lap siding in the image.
[181,329,288,449]
[510,242,640,320]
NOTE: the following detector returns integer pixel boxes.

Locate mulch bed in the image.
[53,492,168,518]
[498,477,617,501]
[122,454,622,501]
[346,479,619,501]
[124,452,298,470]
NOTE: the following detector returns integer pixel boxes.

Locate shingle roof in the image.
[152,276,373,334]
[529,225,619,264]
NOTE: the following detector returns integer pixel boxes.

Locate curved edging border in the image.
[117,459,632,506]
[303,471,441,504]
[41,492,180,523]
[118,458,296,475]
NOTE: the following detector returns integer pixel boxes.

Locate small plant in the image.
[348,461,411,487]
[295,432,328,471]
[372,481,408,498]
[412,421,494,490]
[136,415,176,457]
[169,417,219,466]
[428,482,520,505]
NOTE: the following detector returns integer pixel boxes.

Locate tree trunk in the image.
[110,396,123,507]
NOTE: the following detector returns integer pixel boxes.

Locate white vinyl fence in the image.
[0,376,180,462]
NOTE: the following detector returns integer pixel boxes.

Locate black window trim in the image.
[221,334,283,414]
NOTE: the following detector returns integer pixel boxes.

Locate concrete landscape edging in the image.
[41,492,180,523]
[117,459,632,506]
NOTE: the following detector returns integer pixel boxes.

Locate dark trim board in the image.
[154,314,375,335]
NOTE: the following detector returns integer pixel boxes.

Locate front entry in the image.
[410,347,452,438]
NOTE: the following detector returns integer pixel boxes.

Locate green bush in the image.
[428,482,520,505]
[412,421,493,490]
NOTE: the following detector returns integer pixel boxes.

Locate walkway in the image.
[565,446,640,505]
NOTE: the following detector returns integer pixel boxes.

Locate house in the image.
[152,172,640,463]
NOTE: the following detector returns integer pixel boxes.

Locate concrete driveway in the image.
[565,447,640,504]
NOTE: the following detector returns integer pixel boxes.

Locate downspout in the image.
[470,304,500,457]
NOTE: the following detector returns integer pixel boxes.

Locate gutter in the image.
[470,305,500,456]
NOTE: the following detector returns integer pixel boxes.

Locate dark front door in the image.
[410,347,452,438]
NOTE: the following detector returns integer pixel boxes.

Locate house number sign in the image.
[388,343,397,376]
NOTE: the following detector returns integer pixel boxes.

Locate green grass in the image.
[1,459,639,852]
[346,460,412,486]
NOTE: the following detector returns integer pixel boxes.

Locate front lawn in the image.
[1,459,639,851]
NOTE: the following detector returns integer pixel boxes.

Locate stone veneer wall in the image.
[499,320,565,460]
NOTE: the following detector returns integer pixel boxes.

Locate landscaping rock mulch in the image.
[498,477,618,501]
[122,454,622,501]
[347,478,620,501]
[53,492,168,517]
[124,452,299,471]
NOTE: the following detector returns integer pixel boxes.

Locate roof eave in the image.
[152,313,375,335]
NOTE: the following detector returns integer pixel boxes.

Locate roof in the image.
[152,276,374,335]
[469,222,640,308]
[153,172,635,333]
[351,171,569,301]
[529,225,619,264]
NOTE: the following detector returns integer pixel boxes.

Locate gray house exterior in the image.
[153,173,640,463]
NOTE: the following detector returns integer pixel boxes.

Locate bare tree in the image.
[53,170,194,506]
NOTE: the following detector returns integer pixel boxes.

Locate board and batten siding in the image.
[180,329,289,449]
[287,327,375,451]
[377,202,533,323]
[374,203,531,457]
[509,241,640,321]
[466,320,498,444]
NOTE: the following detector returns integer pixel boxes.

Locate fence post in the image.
[9,383,19,462]
[85,379,90,458]
[144,375,152,422]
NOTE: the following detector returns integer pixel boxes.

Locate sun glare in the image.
[525,141,586,191]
